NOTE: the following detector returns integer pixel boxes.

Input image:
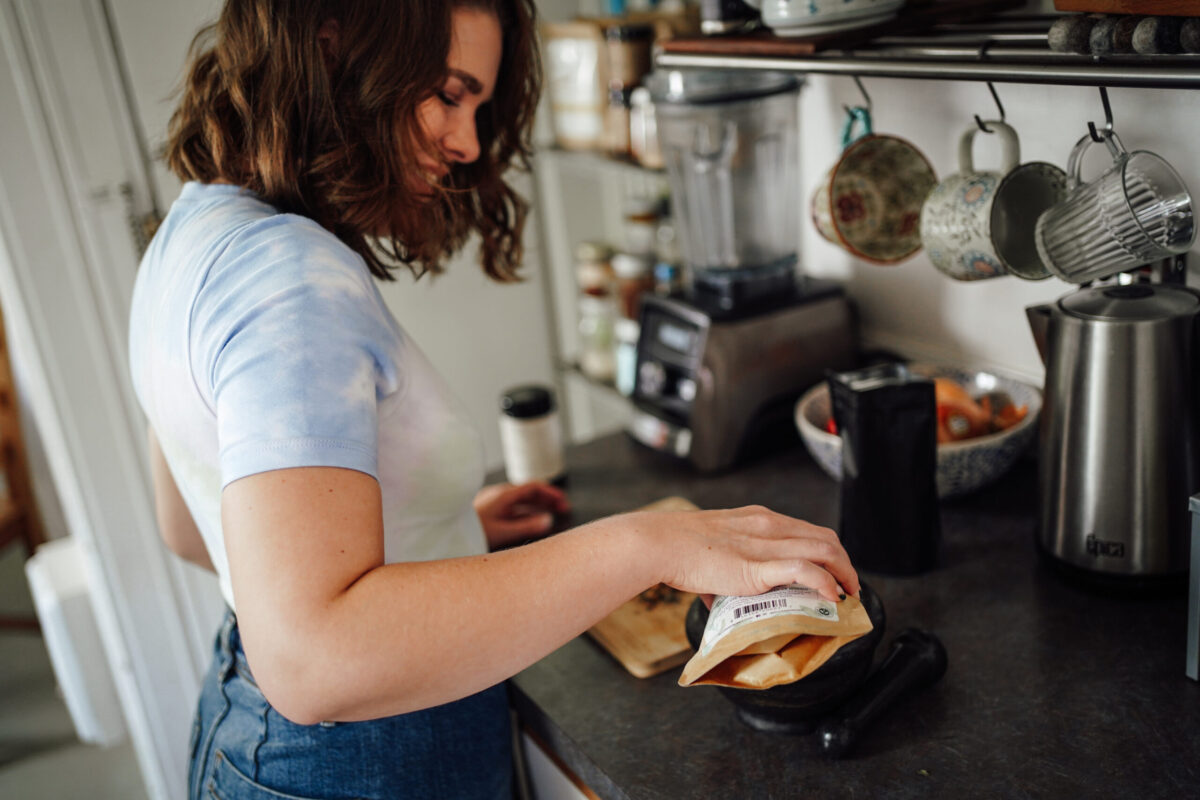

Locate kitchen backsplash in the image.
[796,76,1200,384]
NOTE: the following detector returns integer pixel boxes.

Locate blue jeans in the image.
[189,611,513,800]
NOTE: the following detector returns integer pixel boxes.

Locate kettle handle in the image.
[1026,303,1053,366]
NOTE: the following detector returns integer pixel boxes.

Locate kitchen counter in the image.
[506,433,1200,799]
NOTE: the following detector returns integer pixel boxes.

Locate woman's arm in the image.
[147,426,215,573]
[223,467,858,726]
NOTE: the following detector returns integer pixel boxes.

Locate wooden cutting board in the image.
[661,0,1023,57]
[586,496,700,679]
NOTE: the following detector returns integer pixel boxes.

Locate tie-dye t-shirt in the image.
[129,182,488,610]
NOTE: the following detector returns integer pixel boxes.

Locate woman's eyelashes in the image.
[437,90,460,108]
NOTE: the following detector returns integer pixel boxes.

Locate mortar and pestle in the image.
[683,584,948,758]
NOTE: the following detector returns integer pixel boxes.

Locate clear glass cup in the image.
[1035,130,1195,284]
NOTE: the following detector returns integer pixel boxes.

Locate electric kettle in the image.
[1027,283,1200,583]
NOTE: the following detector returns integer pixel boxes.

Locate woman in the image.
[128,2,861,798]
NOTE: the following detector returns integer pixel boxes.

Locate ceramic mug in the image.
[920,122,1069,281]
[811,106,937,264]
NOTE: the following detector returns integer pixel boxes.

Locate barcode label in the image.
[699,586,839,656]
[733,599,788,619]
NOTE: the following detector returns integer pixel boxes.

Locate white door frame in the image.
[0,2,223,799]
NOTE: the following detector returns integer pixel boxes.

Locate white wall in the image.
[794,76,1200,384]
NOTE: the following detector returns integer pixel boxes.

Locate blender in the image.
[629,70,859,472]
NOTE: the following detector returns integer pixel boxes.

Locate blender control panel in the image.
[634,304,708,423]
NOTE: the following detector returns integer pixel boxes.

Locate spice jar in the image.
[578,294,618,383]
[653,261,684,297]
[629,86,664,170]
[611,252,655,320]
[614,318,641,397]
[622,197,660,256]
[499,385,565,485]
[603,87,633,159]
[574,241,615,296]
[604,24,654,91]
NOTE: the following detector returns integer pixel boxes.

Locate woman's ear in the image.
[316,18,340,70]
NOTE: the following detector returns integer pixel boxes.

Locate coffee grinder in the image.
[629,71,858,471]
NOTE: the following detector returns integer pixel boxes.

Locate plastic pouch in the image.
[679,586,873,690]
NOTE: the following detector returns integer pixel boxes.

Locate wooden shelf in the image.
[538,147,665,178]
[657,15,1200,90]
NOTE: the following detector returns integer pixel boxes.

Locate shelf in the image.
[538,147,665,179]
[657,16,1200,90]
[559,361,628,403]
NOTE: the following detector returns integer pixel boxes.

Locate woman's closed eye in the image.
[437,90,460,108]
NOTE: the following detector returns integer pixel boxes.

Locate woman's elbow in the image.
[246,652,332,726]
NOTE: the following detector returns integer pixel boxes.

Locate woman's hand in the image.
[623,505,860,603]
[474,481,570,549]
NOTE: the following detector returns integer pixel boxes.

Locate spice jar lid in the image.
[501,385,556,418]
[574,241,614,263]
[612,252,653,278]
[606,24,655,42]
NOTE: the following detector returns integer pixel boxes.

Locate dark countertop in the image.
[507,433,1200,800]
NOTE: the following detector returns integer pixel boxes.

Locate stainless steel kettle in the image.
[1027,283,1200,582]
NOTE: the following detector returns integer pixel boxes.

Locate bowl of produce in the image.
[794,363,1041,498]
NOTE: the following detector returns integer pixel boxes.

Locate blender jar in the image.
[647,70,803,278]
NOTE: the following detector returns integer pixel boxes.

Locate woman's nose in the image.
[443,114,480,165]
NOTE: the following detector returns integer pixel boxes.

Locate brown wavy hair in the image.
[164,0,541,281]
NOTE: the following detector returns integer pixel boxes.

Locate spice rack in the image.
[531,146,670,444]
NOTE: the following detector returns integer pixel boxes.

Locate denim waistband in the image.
[216,608,258,688]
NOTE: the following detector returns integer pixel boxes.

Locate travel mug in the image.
[499,385,565,486]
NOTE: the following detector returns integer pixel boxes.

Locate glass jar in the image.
[574,241,615,296]
[604,24,654,91]
[629,86,664,170]
[603,87,633,159]
[611,252,655,320]
[614,318,641,397]
[622,197,660,256]
[578,294,618,383]
[653,261,684,296]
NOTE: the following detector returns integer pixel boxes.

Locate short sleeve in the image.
[191,217,403,486]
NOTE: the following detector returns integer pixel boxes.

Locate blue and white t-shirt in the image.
[129,182,487,610]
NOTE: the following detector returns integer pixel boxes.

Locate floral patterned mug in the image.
[811,107,937,264]
[920,121,1068,281]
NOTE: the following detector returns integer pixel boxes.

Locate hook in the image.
[842,75,872,117]
[1087,86,1114,143]
[974,82,1006,134]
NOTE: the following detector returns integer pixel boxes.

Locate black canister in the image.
[829,364,941,575]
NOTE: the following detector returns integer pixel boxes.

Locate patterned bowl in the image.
[794,363,1042,498]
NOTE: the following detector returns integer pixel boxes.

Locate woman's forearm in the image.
[223,468,856,726]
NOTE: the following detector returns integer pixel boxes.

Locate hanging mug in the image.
[1034,128,1196,284]
[921,121,1069,281]
[811,106,937,264]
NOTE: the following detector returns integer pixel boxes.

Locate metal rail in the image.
[655,48,1200,89]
